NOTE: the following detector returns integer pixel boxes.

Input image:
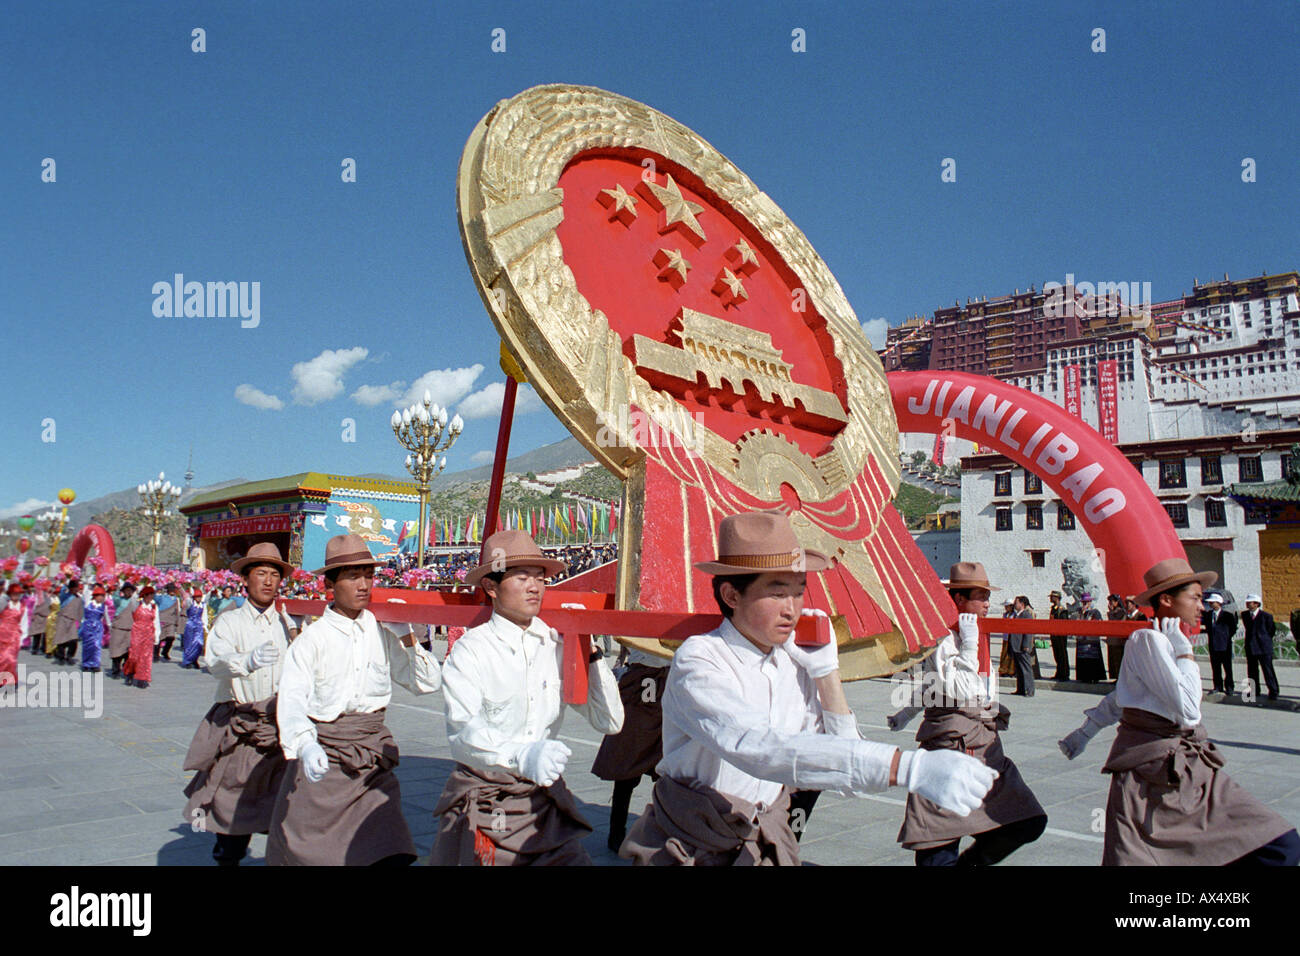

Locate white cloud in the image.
[351,381,406,407]
[861,317,889,350]
[469,450,495,465]
[397,364,486,410]
[457,381,544,419]
[234,384,285,410]
[291,347,369,405]
[0,498,56,520]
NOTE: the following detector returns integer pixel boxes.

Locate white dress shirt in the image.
[921,624,986,707]
[1084,627,1202,731]
[203,599,292,706]
[278,605,442,757]
[657,619,897,808]
[442,612,624,774]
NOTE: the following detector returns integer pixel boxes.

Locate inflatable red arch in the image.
[64,524,118,571]
[888,371,1185,599]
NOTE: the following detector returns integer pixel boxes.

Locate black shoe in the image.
[134,681,149,690]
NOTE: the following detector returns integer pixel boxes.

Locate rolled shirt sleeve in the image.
[570,655,624,736]
[202,615,253,680]
[276,634,318,758]
[384,625,442,695]
[665,649,895,795]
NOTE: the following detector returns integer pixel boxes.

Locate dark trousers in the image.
[54,642,77,663]
[109,654,127,676]
[1050,636,1070,680]
[213,833,252,866]
[607,777,640,850]
[158,637,175,660]
[1228,828,1300,866]
[1246,655,1280,699]
[1209,649,1235,693]
[1105,640,1124,680]
[1013,649,1035,697]
[788,789,821,843]
[915,814,1047,866]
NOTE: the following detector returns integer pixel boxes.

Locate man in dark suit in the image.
[1201,593,1237,695]
[1011,595,1036,697]
[1241,594,1279,701]
[1047,590,1071,681]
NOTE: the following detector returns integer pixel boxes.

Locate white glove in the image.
[781,609,838,679]
[898,748,998,816]
[517,739,571,787]
[279,606,298,634]
[956,612,980,646]
[1158,617,1192,656]
[246,641,280,671]
[887,706,921,731]
[1058,718,1102,760]
[299,741,330,783]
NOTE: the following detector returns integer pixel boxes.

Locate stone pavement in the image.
[1,640,1297,866]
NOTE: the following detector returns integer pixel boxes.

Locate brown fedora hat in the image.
[942,561,1000,592]
[465,530,566,587]
[230,541,295,577]
[693,511,830,576]
[1135,557,1217,606]
[313,534,379,575]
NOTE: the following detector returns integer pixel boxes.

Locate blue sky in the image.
[3,0,1297,518]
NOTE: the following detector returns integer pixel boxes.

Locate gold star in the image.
[711,268,748,307]
[636,174,707,246]
[653,247,691,289]
[596,183,638,226]
[726,238,760,276]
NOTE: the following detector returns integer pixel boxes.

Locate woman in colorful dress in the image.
[0,583,28,689]
[123,585,160,689]
[78,585,111,673]
[180,587,207,669]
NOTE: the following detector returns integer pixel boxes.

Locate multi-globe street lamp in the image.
[137,472,182,566]
[390,392,463,569]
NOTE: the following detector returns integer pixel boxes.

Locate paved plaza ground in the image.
[2,640,1297,866]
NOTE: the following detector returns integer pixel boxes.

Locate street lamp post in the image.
[391,392,463,569]
[137,472,182,567]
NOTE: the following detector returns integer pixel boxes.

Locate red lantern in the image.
[17,538,31,554]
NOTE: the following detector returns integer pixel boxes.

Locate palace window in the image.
[1205,498,1227,527]
[1024,471,1042,494]
[1163,502,1189,528]
[996,507,1012,531]
[995,473,1012,496]
[1200,455,1222,484]
[1057,503,1076,530]
[1159,459,1187,489]
[1238,455,1263,483]
[1026,504,1044,530]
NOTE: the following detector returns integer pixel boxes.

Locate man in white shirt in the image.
[1058,558,1298,866]
[182,542,297,866]
[430,530,624,866]
[894,562,1047,865]
[620,511,998,866]
[269,534,442,866]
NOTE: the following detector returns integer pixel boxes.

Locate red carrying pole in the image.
[483,376,518,541]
